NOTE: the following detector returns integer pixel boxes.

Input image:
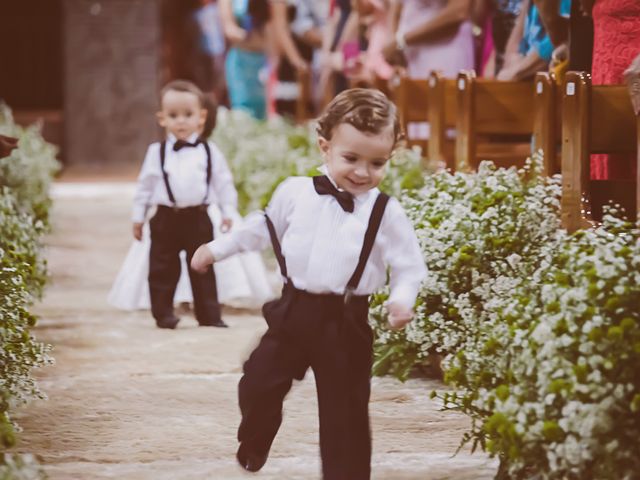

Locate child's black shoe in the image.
[156,316,180,329]
[236,442,268,472]
[199,319,228,328]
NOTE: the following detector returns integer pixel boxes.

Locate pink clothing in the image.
[399,0,474,79]
[363,0,395,80]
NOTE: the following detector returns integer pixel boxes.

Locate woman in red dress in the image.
[585,0,640,179]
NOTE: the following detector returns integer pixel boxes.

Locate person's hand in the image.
[220,217,233,233]
[292,55,309,75]
[550,43,568,69]
[496,63,520,81]
[386,301,414,329]
[133,222,143,241]
[0,135,18,159]
[382,40,398,64]
[624,53,640,115]
[191,244,215,274]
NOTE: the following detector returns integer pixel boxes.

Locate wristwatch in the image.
[395,30,407,51]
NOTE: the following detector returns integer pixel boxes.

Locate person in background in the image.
[219,0,273,119]
[131,80,237,329]
[270,0,327,118]
[580,0,640,180]
[383,0,475,80]
[496,0,570,81]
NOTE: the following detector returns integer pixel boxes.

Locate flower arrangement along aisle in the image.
[0,104,57,478]
[370,154,640,479]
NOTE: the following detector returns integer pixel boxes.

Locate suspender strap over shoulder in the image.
[265,213,289,282]
[202,141,212,203]
[345,192,390,298]
[159,140,212,206]
[159,141,176,205]
[264,191,391,299]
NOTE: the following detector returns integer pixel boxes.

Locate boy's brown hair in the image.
[160,79,206,108]
[316,88,402,145]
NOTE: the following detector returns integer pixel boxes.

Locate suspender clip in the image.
[343,286,355,305]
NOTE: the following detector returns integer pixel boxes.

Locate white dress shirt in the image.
[208,173,427,309]
[132,133,238,223]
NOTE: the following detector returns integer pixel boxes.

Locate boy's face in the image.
[318,122,394,196]
[157,90,206,141]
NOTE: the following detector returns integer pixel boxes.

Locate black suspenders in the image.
[159,140,212,206]
[265,192,390,302]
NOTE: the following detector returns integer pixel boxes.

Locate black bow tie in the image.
[313,175,354,213]
[173,139,201,152]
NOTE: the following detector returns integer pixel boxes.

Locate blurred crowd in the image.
[179,0,639,120]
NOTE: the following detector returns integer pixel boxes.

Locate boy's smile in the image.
[157,90,206,141]
[318,122,395,196]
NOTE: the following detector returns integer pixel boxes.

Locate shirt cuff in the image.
[132,205,148,223]
[207,235,239,262]
[388,283,420,311]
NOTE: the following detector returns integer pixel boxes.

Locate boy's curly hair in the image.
[316,88,402,145]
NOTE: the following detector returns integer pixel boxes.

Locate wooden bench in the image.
[395,75,430,153]
[427,71,457,170]
[532,72,562,176]
[561,71,639,231]
[455,71,536,172]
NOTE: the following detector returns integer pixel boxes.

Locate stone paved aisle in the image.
[14,183,497,480]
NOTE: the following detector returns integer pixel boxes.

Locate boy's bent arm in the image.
[381,199,427,310]
[132,144,160,223]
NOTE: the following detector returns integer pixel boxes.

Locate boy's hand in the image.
[386,302,414,329]
[191,244,215,273]
[220,217,233,233]
[133,222,143,241]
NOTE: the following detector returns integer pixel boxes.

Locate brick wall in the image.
[64,0,161,166]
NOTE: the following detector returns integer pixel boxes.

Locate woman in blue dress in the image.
[219,0,272,119]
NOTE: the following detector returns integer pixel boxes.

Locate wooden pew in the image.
[455,71,536,172]
[561,71,639,232]
[427,71,457,170]
[532,72,561,176]
[395,75,429,153]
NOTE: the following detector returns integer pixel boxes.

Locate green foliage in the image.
[369,153,640,478]
[0,104,59,224]
[0,106,54,473]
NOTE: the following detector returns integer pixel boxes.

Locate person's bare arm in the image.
[533,0,569,47]
[271,0,309,72]
[501,0,528,68]
[496,50,547,80]
[219,0,247,43]
[403,0,472,46]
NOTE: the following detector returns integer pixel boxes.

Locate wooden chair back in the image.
[427,71,457,170]
[561,71,639,231]
[455,71,535,171]
[395,75,429,152]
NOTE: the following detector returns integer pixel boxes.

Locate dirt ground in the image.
[13,182,497,480]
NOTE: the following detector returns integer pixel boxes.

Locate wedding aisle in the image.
[14,182,497,479]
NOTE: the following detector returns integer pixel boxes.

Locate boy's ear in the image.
[156,111,166,127]
[199,108,207,127]
[317,136,330,157]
